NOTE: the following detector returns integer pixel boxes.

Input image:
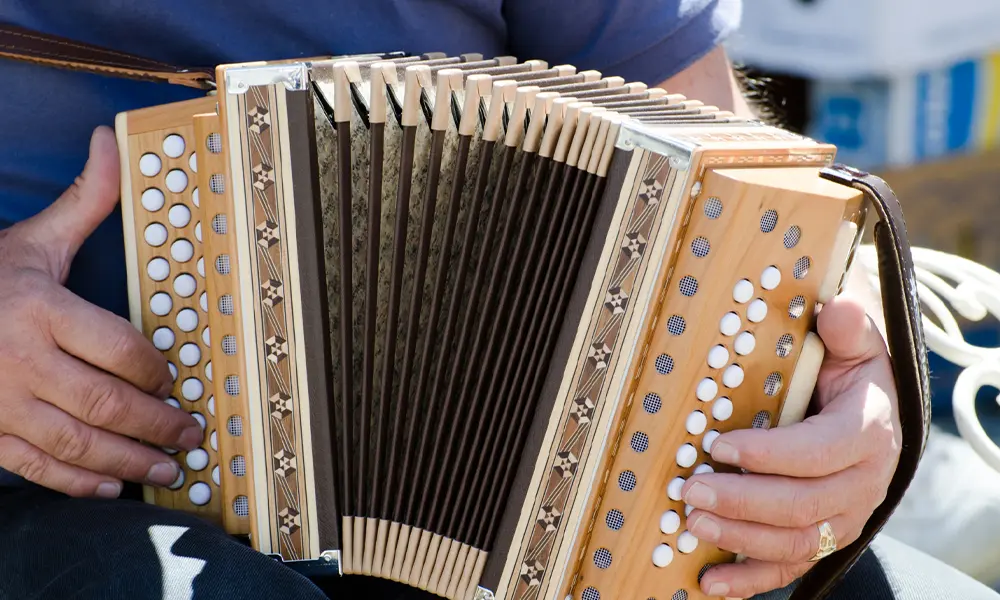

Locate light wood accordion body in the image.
[116,52,869,600]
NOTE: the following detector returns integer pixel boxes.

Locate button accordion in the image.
[113,52,930,600]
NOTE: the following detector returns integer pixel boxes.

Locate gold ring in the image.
[809,521,837,562]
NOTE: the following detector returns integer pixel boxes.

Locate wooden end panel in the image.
[563,165,863,600]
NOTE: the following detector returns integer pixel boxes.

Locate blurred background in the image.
[725,0,1000,590]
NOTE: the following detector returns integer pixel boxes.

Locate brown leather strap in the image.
[0,22,215,89]
[790,165,932,600]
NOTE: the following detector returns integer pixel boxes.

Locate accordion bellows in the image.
[116,52,867,600]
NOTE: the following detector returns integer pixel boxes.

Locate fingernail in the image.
[708,582,730,596]
[178,425,203,451]
[147,462,179,486]
[96,482,121,498]
[712,441,739,464]
[690,514,722,542]
[684,482,717,508]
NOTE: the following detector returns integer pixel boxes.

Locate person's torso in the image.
[0,0,510,317]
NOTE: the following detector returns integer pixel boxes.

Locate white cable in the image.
[856,245,1000,472]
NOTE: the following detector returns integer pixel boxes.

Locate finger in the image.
[699,558,813,599]
[14,126,120,281]
[29,351,202,452]
[3,395,182,488]
[45,284,172,398]
[0,433,123,499]
[681,467,873,528]
[685,508,856,564]
[705,405,871,477]
[816,294,885,368]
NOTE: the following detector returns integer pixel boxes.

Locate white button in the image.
[702,429,721,453]
[169,470,185,490]
[720,312,741,336]
[694,463,715,475]
[735,332,756,355]
[171,239,194,262]
[150,292,173,316]
[210,430,218,451]
[212,465,220,486]
[200,292,208,312]
[713,397,734,421]
[733,279,754,303]
[707,345,729,369]
[676,443,698,468]
[667,477,685,501]
[696,378,718,402]
[165,397,181,409]
[147,258,170,281]
[685,504,695,517]
[188,481,212,505]
[141,188,165,211]
[139,153,162,177]
[181,378,204,401]
[207,396,215,416]
[723,365,745,388]
[152,327,175,350]
[747,299,768,323]
[652,544,674,567]
[167,362,178,381]
[202,327,211,346]
[144,223,168,247]
[761,266,781,290]
[686,411,707,435]
[176,308,199,332]
[168,203,192,228]
[195,221,202,242]
[189,153,198,173]
[165,170,189,194]
[191,412,207,430]
[197,257,205,277]
[187,449,209,471]
[205,361,213,382]
[677,531,699,554]
[174,274,197,297]
[178,343,201,367]
[659,510,681,534]
[163,134,186,158]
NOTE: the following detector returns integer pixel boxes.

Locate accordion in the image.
[111,52,931,600]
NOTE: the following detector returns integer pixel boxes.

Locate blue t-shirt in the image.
[0,0,740,484]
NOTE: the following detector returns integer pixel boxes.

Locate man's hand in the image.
[685,294,901,598]
[0,126,202,498]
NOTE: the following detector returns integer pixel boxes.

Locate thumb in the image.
[17,126,120,280]
[815,294,886,369]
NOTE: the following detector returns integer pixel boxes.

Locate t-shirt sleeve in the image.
[502,0,742,85]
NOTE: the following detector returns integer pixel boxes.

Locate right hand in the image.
[0,126,202,499]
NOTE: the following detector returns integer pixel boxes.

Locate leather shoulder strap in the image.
[790,165,932,600]
[0,22,214,89]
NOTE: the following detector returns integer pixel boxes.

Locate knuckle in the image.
[788,527,817,563]
[14,445,51,485]
[788,488,824,528]
[79,379,123,428]
[48,421,96,464]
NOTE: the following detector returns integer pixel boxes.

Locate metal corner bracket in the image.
[225,63,310,95]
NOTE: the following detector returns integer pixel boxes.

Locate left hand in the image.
[684,293,902,599]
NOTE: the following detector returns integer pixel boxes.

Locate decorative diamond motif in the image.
[256,220,279,248]
[587,343,612,370]
[265,335,288,364]
[604,287,629,314]
[269,391,293,418]
[247,107,271,134]
[519,560,544,587]
[252,162,275,191]
[637,177,663,204]
[278,507,300,535]
[552,451,579,478]
[273,449,298,478]
[536,505,562,532]
[261,279,284,307]
[570,396,595,425]
[621,232,647,259]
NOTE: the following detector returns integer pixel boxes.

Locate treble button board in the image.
[116,96,223,523]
